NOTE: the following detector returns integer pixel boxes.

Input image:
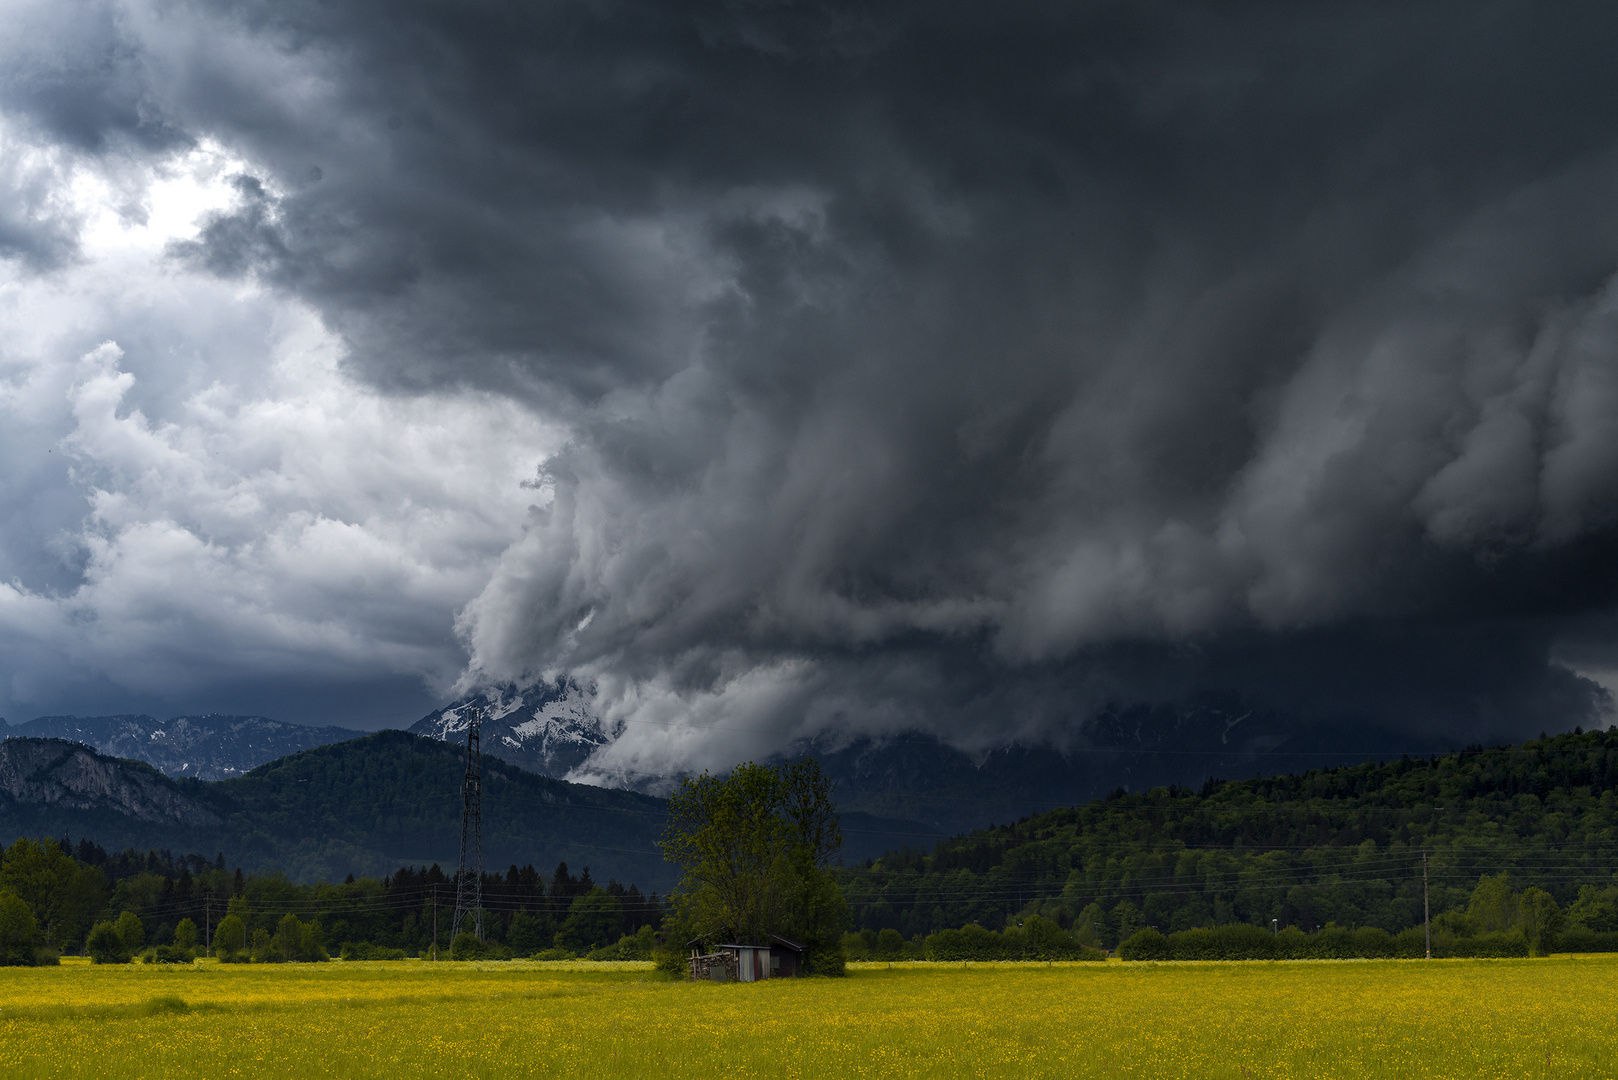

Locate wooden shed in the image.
[688,934,807,982]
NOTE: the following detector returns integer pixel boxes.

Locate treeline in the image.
[1111,869,1616,959]
[839,871,1610,962]
[0,835,666,965]
[841,729,1618,951]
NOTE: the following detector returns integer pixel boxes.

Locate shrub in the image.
[1155,922,1427,961]
[0,893,39,966]
[174,919,199,951]
[450,931,492,960]
[341,942,407,961]
[141,945,195,964]
[1393,927,1428,958]
[1552,928,1618,954]
[86,920,132,964]
[1352,926,1395,959]
[1171,926,1253,960]
[922,920,1102,962]
[925,924,1004,961]
[115,911,145,953]
[873,928,906,961]
[585,925,656,961]
[1308,925,1358,959]
[1445,930,1528,958]
[805,940,846,976]
[529,946,576,961]
[651,930,689,976]
[1118,927,1169,961]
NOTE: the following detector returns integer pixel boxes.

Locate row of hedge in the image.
[923,918,1107,961]
[1552,929,1618,953]
[1116,923,1618,960]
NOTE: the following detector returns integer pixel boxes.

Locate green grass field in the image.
[1,956,1613,1078]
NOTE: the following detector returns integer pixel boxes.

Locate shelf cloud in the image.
[3,1,1617,767]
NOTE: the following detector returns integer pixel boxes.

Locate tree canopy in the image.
[661,759,845,972]
[842,728,1618,949]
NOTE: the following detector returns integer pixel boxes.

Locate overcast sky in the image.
[2,1,1617,774]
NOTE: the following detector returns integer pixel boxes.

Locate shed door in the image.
[739,948,754,982]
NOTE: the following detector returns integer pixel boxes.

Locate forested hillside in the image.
[0,733,674,886]
[197,731,674,886]
[843,728,1618,950]
[0,836,666,963]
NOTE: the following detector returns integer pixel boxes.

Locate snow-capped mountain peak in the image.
[408,680,609,778]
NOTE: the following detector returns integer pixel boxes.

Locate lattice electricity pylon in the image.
[451,704,484,942]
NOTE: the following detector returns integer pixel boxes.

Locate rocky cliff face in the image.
[410,680,609,778]
[0,738,220,827]
[8,714,359,780]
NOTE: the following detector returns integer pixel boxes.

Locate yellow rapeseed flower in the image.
[0,956,1613,1078]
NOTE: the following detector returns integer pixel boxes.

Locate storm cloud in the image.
[3,1,1617,769]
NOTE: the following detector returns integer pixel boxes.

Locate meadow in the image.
[1,956,1615,1079]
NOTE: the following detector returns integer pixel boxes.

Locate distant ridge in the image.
[6,714,358,780]
[2,687,1452,847]
[0,731,674,885]
[0,737,220,829]
[793,698,1462,834]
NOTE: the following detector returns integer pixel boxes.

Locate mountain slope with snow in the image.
[5,714,360,780]
[408,680,609,778]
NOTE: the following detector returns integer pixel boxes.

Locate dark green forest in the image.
[0,836,666,965]
[199,732,673,885]
[841,728,1618,956]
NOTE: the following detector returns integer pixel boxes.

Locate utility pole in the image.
[432,885,438,961]
[1423,850,1431,960]
[452,706,484,943]
[205,895,211,958]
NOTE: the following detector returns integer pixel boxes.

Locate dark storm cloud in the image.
[13,1,1618,759]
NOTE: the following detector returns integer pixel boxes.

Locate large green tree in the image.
[85,920,130,964]
[556,888,623,953]
[0,839,107,948]
[213,914,248,961]
[0,892,39,966]
[661,759,845,974]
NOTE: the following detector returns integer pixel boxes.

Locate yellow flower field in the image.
[1,956,1614,1079]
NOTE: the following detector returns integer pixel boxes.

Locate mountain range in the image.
[3,685,1462,845]
[404,684,1451,834]
[5,714,359,780]
[0,732,675,886]
[0,727,938,882]
[1,682,614,785]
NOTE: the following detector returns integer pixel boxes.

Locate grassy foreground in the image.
[1,956,1615,1079]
